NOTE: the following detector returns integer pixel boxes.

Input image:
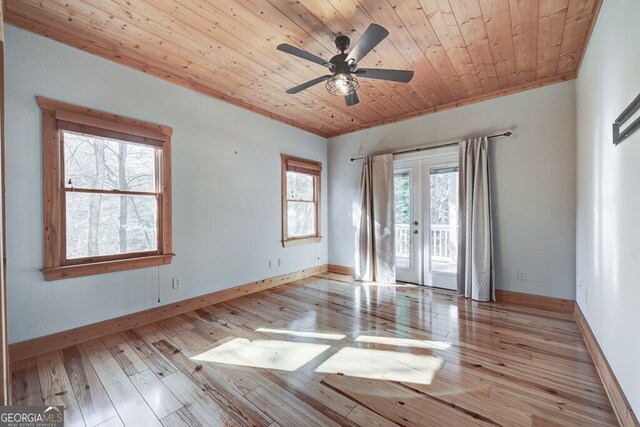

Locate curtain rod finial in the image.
[505,131,513,137]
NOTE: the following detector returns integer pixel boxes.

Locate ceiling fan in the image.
[277,24,414,107]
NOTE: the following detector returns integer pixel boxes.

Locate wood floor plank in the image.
[129,369,183,419]
[81,339,163,427]
[155,338,263,396]
[35,351,86,427]
[270,370,357,417]
[161,371,242,427]
[490,385,617,426]
[101,333,149,376]
[61,345,118,427]
[11,358,44,406]
[160,408,202,427]
[120,328,177,378]
[245,383,342,427]
[13,274,617,426]
[95,416,124,427]
[347,404,397,427]
[153,338,273,426]
[445,362,616,425]
[400,381,532,426]
[322,373,487,426]
[256,370,360,426]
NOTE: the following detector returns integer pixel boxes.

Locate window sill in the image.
[282,236,322,247]
[42,254,175,281]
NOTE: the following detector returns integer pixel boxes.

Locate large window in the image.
[281,154,322,247]
[39,97,173,280]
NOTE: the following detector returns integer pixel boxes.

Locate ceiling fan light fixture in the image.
[326,73,359,96]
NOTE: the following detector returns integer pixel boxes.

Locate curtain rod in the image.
[349,131,513,162]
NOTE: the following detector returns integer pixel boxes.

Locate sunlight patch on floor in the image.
[255,327,346,340]
[192,338,330,371]
[355,335,452,350]
[315,347,444,384]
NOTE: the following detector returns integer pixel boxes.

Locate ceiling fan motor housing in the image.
[330,53,356,74]
[335,35,351,53]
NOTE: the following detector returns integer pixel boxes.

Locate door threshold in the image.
[397,280,458,294]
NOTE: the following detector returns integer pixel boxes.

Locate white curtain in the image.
[355,154,396,283]
[457,137,495,301]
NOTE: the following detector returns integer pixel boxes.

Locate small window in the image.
[39,97,173,280]
[281,154,322,247]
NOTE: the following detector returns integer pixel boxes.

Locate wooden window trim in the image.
[42,254,173,281]
[281,154,322,247]
[38,97,173,280]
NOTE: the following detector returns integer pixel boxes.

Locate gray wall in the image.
[575,0,640,414]
[5,25,328,344]
[328,81,577,300]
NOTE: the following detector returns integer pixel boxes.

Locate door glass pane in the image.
[394,171,411,268]
[430,167,458,273]
[66,193,158,259]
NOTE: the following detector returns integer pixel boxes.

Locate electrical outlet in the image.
[172,277,182,289]
[269,260,273,268]
[278,258,282,267]
[517,269,527,281]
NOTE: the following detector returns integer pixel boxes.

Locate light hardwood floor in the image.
[11,273,617,426]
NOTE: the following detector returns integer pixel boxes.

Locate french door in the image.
[394,153,459,290]
[393,160,421,283]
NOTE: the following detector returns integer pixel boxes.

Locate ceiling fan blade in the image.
[355,68,414,83]
[346,24,389,64]
[345,91,360,106]
[277,44,331,68]
[286,75,332,94]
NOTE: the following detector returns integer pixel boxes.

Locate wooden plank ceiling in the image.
[4,0,601,137]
